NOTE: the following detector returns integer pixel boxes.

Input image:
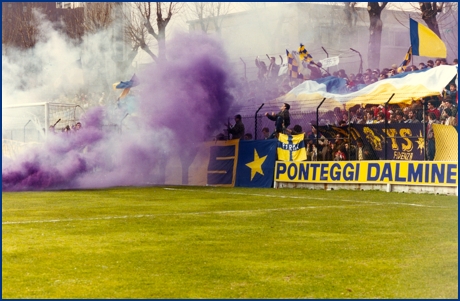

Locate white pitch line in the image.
[2,188,449,225]
[163,187,449,208]
[2,204,366,225]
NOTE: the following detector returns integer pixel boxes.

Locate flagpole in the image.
[227,118,230,140]
[350,48,363,75]
[255,103,265,140]
[239,58,247,82]
[316,98,326,156]
[384,93,395,160]
[321,47,329,74]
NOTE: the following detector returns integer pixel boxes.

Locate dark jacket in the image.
[352,144,378,160]
[228,120,245,139]
[267,110,290,131]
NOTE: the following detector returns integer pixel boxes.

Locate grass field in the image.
[2,186,458,298]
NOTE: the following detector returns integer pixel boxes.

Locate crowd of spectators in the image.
[236,56,458,107]
[259,92,455,161]
[228,56,458,161]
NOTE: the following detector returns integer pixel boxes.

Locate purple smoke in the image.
[2,33,238,191]
[137,32,236,143]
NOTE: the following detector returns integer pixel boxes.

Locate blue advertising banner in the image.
[235,140,277,188]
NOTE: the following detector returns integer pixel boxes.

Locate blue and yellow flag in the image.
[398,46,412,71]
[277,133,307,161]
[298,44,313,63]
[410,18,446,58]
[113,74,140,99]
[235,140,277,188]
[286,50,305,80]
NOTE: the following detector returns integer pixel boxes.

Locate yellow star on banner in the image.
[245,149,267,181]
[416,130,425,154]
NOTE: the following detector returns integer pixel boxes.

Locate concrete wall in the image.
[275,181,458,196]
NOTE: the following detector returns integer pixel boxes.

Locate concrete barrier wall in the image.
[275,181,458,196]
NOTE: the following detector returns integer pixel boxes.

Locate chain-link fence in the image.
[233,107,457,161]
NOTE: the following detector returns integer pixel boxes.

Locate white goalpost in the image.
[2,102,85,158]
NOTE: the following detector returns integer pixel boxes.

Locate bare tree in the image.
[184,3,210,33]
[124,4,158,62]
[3,3,42,49]
[184,2,232,36]
[208,3,232,36]
[83,2,116,33]
[58,7,85,44]
[244,3,267,11]
[367,2,388,69]
[419,2,444,38]
[344,2,358,28]
[59,3,140,91]
[2,5,19,52]
[131,2,183,62]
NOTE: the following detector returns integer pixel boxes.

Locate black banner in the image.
[317,123,425,160]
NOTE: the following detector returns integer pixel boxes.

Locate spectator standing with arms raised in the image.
[267,57,280,80]
[265,103,291,138]
[255,57,267,81]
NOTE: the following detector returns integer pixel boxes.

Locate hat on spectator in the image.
[391,64,398,69]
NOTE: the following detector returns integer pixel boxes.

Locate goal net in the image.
[2,102,85,159]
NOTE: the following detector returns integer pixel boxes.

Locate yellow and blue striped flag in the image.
[410,18,446,58]
[277,133,307,161]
